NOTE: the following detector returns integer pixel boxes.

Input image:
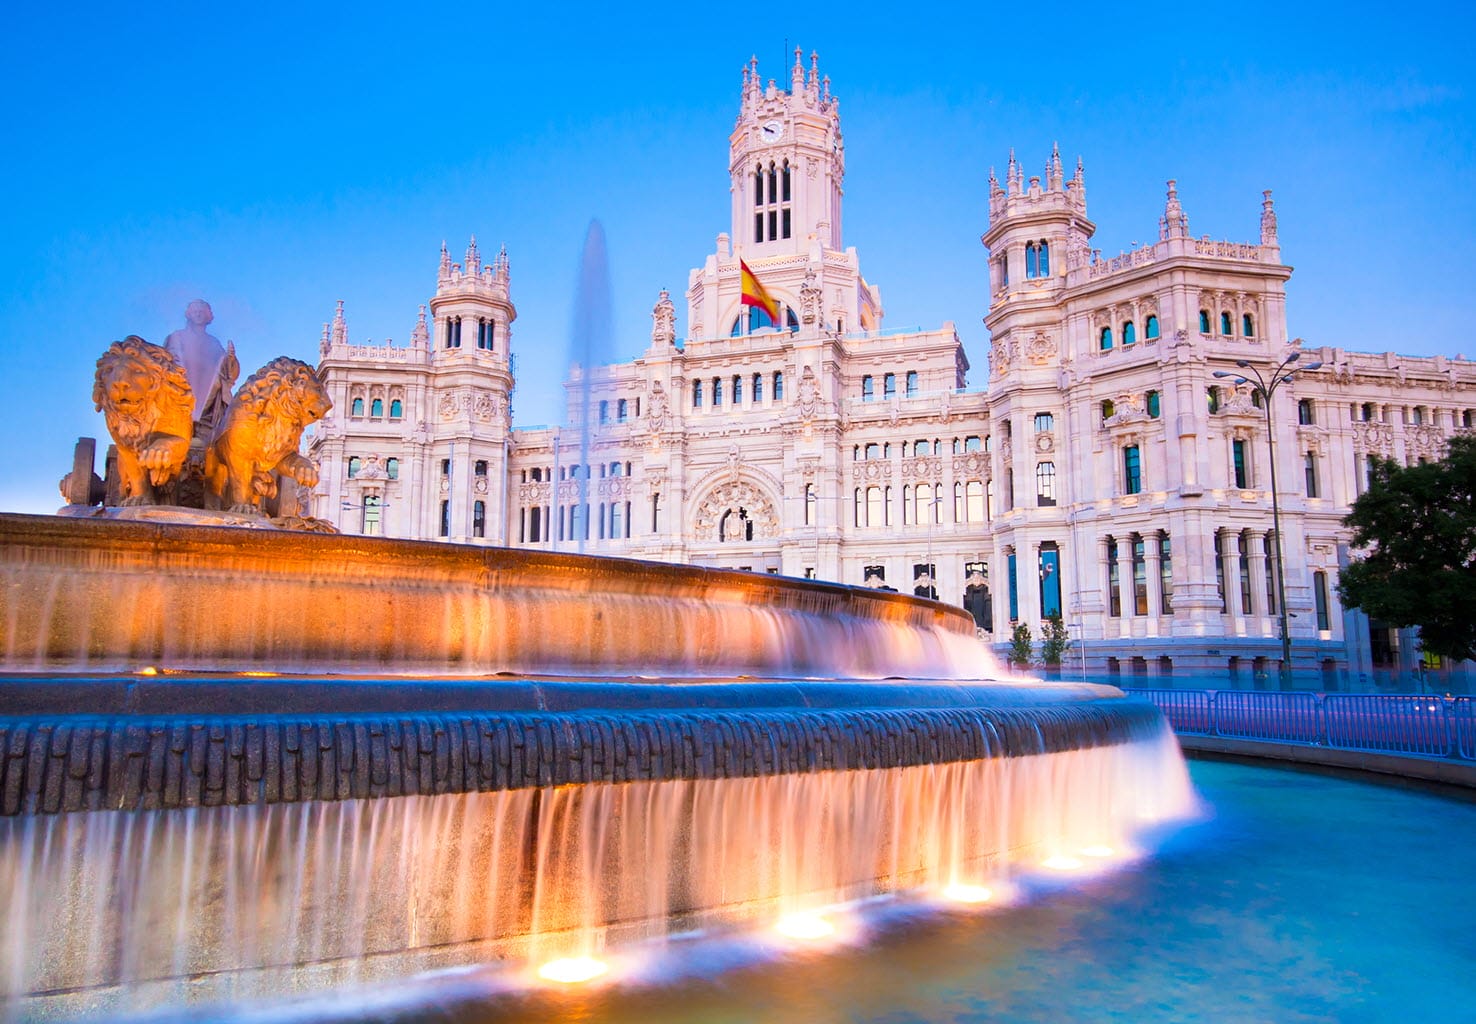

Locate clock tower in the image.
[730,49,844,256]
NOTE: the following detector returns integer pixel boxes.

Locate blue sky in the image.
[2,2,1472,513]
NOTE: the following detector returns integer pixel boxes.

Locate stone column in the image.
[1246,529,1267,620]
[1098,535,1113,621]
[1146,535,1163,620]
[1219,529,1244,619]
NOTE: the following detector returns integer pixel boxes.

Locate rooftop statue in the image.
[163,299,239,434]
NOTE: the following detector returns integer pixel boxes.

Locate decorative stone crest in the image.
[691,479,780,542]
[1025,331,1056,367]
[796,366,821,425]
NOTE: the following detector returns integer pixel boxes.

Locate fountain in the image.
[0,314,1197,1022]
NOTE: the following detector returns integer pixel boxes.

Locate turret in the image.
[429,236,516,359]
[981,146,1096,303]
[729,49,844,255]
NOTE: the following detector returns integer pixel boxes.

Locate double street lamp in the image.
[1213,351,1322,688]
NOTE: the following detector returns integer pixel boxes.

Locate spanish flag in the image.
[739,258,780,322]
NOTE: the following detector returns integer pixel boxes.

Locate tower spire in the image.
[1260,190,1278,245]
[1161,179,1188,239]
[465,235,480,273]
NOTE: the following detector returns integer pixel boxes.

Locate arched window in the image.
[1100,326,1113,351]
[1123,445,1142,494]
[1199,309,1211,334]
[1242,314,1255,338]
[692,379,703,407]
[1035,462,1056,507]
[445,316,462,349]
[370,397,383,417]
[389,398,403,419]
[1025,242,1038,279]
[347,456,361,479]
[865,442,882,460]
[1145,315,1160,340]
[1146,390,1161,418]
[1038,241,1050,276]
[1122,321,1137,346]
[351,397,365,417]
[386,457,399,480]
[1220,311,1233,335]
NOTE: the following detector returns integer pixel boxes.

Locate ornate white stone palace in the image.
[308,51,1476,687]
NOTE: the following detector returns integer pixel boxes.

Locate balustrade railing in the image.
[1126,688,1476,761]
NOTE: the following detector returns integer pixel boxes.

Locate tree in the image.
[1039,614,1072,667]
[1338,434,1476,662]
[1008,622,1034,669]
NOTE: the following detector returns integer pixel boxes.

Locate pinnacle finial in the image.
[1260,189,1278,244]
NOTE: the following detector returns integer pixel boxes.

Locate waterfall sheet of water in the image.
[0,726,1195,1022]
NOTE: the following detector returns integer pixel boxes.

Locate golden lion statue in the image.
[93,336,194,506]
[204,357,331,514]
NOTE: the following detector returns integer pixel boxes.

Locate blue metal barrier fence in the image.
[1125,689,1476,761]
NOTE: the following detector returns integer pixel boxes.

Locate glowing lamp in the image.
[1042,854,1083,871]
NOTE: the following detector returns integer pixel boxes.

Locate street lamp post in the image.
[1213,351,1322,689]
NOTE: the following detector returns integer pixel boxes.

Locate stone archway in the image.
[691,478,780,543]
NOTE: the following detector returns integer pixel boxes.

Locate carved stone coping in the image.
[0,683,1159,815]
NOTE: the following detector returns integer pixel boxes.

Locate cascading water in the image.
[0,728,1192,1020]
[0,511,1201,1021]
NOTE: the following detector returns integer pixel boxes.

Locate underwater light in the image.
[942,883,994,904]
[775,913,835,940]
[536,956,609,984]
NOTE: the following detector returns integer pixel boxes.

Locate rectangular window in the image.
[768,209,777,241]
[1264,532,1278,615]
[1132,535,1148,615]
[1036,462,1056,507]
[1107,538,1121,617]
[1007,551,1019,621]
[773,372,784,400]
[693,380,703,407]
[1159,533,1173,614]
[1314,571,1330,631]
[781,208,791,239]
[732,375,743,404]
[862,375,874,401]
[883,373,896,399]
[905,370,919,397]
[1039,545,1061,618]
[1232,439,1248,489]
[1123,445,1142,495]
[1304,452,1318,497]
[753,373,763,402]
[712,378,722,406]
[1238,533,1253,615]
[966,481,985,522]
[440,500,451,537]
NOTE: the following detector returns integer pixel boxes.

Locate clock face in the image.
[761,119,784,142]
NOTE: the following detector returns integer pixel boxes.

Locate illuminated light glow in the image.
[240,671,280,678]
[775,913,835,940]
[1042,854,1084,871]
[942,883,994,904]
[136,666,159,676]
[536,956,609,984]
[1080,845,1116,859]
